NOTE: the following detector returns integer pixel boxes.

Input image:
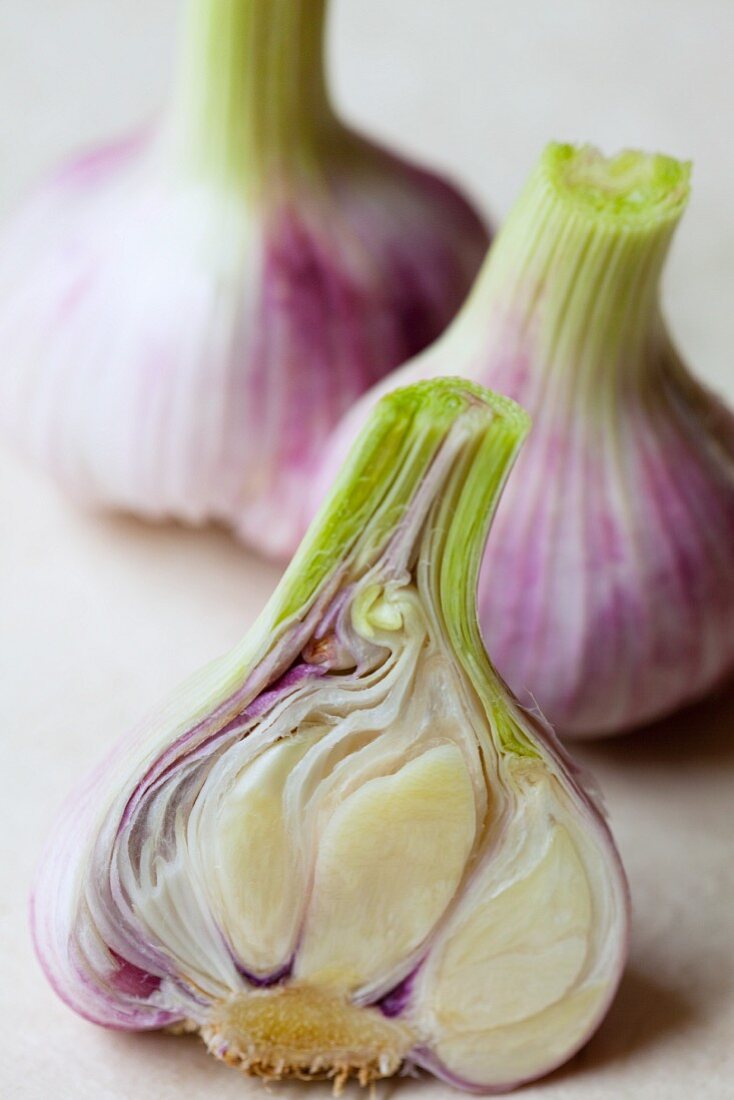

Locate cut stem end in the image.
[543,142,691,227]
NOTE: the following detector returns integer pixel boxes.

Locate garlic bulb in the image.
[32,378,628,1092]
[0,0,487,559]
[317,144,734,738]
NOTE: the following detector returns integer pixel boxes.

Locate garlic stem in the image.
[275,380,529,636]
[458,144,691,403]
[166,0,335,192]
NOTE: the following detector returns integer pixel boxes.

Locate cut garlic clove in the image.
[295,744,477,992]
[201,733,318,979]
[33,379,628,1091]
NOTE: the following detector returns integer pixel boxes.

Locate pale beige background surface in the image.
[1,2,733,1098]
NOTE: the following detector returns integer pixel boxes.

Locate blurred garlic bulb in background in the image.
[32,379,628,1093]
[0,0,488,557]
[317,144,734,737]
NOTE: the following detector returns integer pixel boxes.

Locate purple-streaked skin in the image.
[313,143,734,738]
[481,375,734,735]
[0,0,488,560]
[32,380,628,1091]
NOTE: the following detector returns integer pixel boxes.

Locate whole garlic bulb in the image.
[0,0,488,558]
[32,379,628,1093]
[317,144,734,738]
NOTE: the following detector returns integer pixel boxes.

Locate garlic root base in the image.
[200,984,415,1091]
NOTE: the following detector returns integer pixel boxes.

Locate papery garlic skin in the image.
[32,379,628,1092]
[316,145,734,737]
[0,0,487,560]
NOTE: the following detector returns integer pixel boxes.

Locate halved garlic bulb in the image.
[0,0,487,558]
[32,379,628,1091]
[317,144,734,737]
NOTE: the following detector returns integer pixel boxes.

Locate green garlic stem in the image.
[166,0,336,193]
[459,144,691,397]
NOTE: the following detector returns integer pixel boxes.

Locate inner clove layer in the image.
[32,379,628,1092]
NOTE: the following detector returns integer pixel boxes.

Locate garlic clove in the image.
[33,378,628,1091]
[0,0,488,560]
[294,743,477,993]
[411,771,609,1086]
[315,142,734,738]
[204,732,318,979]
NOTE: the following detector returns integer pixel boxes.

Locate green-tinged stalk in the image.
[456,144,691,401]
[292,377,536,755]
[166,0,336,192]
[426,393,538,754]
[276,378,529,628]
